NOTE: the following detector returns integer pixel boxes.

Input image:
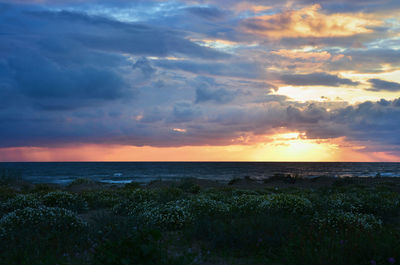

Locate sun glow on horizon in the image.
[1,132,397,162]
[250,132,340,161]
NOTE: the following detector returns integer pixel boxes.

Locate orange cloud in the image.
[271,49,332,61]
[241,4,382,39]
[233,2,272,13]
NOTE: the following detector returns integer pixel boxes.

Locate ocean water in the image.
[1,162,400,184]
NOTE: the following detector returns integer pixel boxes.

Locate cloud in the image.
[280,73,359,86]
[171,102,202,122]
[240,4,382,39]
[39,10,229,59]
[132,57,156,78]
[271,49,332,61]
[154,59,264,79]
[327,49,400,73]
[0,3,232,111]
[0,0,400,159]
[185,6,224,20]
[0,4,229,59]
[368,79,400,92]
[8,51,130,110]
[194,77,236,104]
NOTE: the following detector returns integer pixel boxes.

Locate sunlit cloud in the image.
[271,49,332,61]
[241,4,382,39]
[231,2,272,13]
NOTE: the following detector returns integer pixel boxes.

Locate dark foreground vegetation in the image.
[1,170,400,264]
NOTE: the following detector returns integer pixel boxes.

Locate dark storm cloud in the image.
[0,3,230,111]
[27,9,229,59]
[9,52,128,108]
[280,73,359,86]
[368,79,400,92]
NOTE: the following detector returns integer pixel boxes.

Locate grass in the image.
[0,177,399,264]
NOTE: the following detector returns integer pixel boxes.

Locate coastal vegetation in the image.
[0,175,399,264]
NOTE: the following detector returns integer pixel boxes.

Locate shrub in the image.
[281,224,400,265]
[186,196,230,218]
[42,191,88,213]
[313,211,382,232]
[131,200,192,230]
[316,191,400,218]
[177,178,199,192]
[68,177,96,187]
[186,212,295,255]
[1,194,41,215]
[177,179,201,194]
[0,206,87,237]
[31,183,56,194]
[0,186,16,202]
[358,191,400,217]
[126,188,157,202]
[129,200,159,216]
[112,200,138,216]
[229,195,265,216]
[0,206,87,264]
[80,190,122,209]
[112,189,159,215]
[92,228,192,265]
[153,187,185,203]
[260,193,313,215]
[124,181,141,189]
[232,189,260,196]
[321,193,362,212]
[228,177,241,185]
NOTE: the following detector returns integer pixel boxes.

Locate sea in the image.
[1,162,400,185]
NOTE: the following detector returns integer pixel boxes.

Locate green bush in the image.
[31,183,57,194]
[186,212,295,256]
[42,191,88,213]
[80,190,122,209]
[358,191,400,218]
[281,225,400,265]
[178,178,201,194]
[313,211,382,232]
[260,193,313,215]
[0,206,87,264]
[68,177,96,187]
[229,195,265,216]
[153,187,185,203]
[138,200,193,230]
[0,186,16,202]
[187,196,230,218]
[126,188,157,202]
[112,189,160,215]
[92,228,193,265]
[124,181,141,189]
[1,194,41,216]
[316,190,400,219]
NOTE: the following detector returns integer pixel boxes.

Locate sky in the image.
[0,0,400,162]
